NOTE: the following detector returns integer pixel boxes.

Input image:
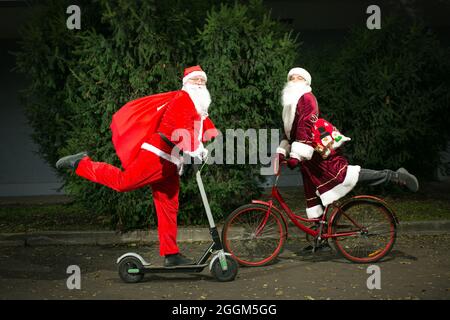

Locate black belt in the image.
[157,132,183,156]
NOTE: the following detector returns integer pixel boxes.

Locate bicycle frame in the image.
[252,185,324,239]
[251,161,399,241]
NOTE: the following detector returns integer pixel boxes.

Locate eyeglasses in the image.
[188,77,207,85]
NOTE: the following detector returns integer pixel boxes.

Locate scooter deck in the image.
[138,263,209,273]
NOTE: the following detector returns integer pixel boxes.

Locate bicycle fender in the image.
[351,195,399,224]
[327,195,399,235]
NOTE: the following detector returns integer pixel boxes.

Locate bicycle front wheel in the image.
[222,204,286,267]
[330,198,397,263]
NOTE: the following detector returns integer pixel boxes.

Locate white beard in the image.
[182,84,211,118]
[281,81,312,138]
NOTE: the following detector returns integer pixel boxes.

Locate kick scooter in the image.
[117,161,239,283]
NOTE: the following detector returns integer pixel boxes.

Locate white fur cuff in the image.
[276,147,286,156]
[276,139,291,156]
[291,141,314,160]
[306,205,324,219]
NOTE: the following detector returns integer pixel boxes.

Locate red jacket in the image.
[148,90,218,155]
[283,92,360,208]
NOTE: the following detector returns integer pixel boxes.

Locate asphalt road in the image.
[0,234,449,300]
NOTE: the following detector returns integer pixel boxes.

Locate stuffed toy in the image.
[312,118,351,159]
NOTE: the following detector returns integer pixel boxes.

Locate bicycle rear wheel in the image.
[222,204,286,267]
[330,198,397,263]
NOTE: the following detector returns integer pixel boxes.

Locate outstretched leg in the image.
[358,167,419,192]
[74,149,177,192]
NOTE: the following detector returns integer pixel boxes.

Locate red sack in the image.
[110,91,178,169]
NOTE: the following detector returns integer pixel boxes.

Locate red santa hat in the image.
[182,65,207,85]
[287,67,312,85]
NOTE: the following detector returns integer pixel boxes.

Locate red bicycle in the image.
[221,161,399,266]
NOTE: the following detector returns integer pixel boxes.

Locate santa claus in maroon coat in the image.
[56,66,217,267]
[276,67,419,219]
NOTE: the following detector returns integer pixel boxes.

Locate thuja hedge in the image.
[16,0,297,230]
[303,17,450,179]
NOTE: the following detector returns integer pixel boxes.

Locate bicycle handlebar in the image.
[274,159,288,177]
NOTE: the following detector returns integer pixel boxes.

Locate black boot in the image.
[164,253,194,267]
[392,168,419,192]
[56,151,88,170]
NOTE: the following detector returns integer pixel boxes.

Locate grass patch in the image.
[268,187,450,222]
[384,197,450,222]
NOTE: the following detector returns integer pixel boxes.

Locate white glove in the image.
[186,145,208,162]
[200,147,208,161]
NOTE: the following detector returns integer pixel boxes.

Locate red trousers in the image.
[75,150,180,256]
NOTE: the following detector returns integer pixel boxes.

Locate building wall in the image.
[0,40,64,196]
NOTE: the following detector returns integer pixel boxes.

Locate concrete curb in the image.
[396,220,450,234]
[0,221,449,247]
[0,228,210,247]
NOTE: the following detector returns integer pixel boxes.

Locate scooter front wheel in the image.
[210,256,238,282]
[118,256,145,283]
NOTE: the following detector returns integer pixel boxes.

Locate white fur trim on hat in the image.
[287,67,312,85]
[306,204,324,219]
[276,139,291,156]
[290,141,314,160]
[183,71,207,85]
[319,165,361,206]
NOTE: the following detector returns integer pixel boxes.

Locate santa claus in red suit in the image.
[56,66,217,267]
[277,67,419,221]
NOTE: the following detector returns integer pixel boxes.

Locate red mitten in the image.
[278,153,286,163]
[287,157,299,169]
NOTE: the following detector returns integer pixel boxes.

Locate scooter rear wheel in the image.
[118,256,145,283]
[210,256,238,282]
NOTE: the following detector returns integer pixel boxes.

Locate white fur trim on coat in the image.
[276,139,291,156]
[306,204,324,219]
[319,165,361,206]
[290,141,314,160]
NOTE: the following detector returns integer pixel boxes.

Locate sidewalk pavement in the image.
[1,220,450,247]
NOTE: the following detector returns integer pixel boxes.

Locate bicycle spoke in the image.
[332,200,396,262]
[223,205,285,266]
